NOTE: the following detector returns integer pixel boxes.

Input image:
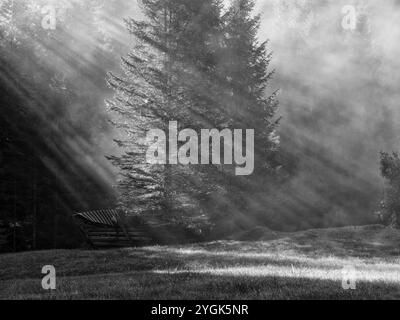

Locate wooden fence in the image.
[73,210,153,249]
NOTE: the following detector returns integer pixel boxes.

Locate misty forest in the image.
[1,0,400,300]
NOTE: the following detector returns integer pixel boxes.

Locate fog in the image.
[2,0,400,231]
[239,0,400,229]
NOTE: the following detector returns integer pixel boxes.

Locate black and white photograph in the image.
[0,0,400,305]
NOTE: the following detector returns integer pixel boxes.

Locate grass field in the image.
[1,225,400,300]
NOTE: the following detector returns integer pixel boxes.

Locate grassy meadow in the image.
[1,225,400,299]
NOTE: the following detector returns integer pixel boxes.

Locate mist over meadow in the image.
[1,0,400,243]
[255,0,400,229]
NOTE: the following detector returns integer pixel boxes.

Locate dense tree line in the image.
[1,0,396,252]
[0,0,123,250]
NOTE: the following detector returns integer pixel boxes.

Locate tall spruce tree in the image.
[107,0,279,236]
[201,0,280,234]
[107,0,224,230]
[221,0,279,172]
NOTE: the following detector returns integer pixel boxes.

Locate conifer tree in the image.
[220,0,279,173]
[107,0,280,235]
[194,0,281,234]
[107,0,224,228]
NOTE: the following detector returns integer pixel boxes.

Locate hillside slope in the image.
[1,225,400,299]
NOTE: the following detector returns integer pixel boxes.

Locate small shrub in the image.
[379,152,400,227]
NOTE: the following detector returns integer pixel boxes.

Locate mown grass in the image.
[1,225,400,299]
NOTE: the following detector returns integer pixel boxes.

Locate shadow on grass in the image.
[1,225,400,299]
[1,272,400,300]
